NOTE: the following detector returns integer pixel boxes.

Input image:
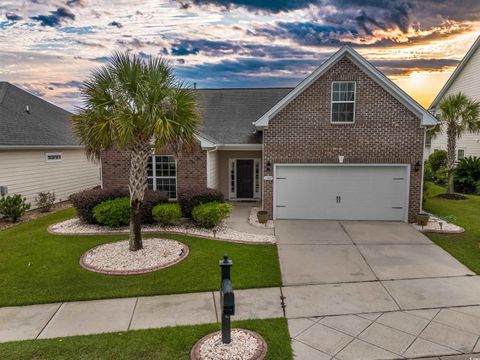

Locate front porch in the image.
[207,149,263,202]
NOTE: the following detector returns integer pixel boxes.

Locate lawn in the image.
[0,208,281,306]
[0,318,292,360]
[424,182,480,273]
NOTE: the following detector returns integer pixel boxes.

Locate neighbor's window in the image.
[457,149,465,160]
[331,81,356,123]
[147,155,177,199]
[46,153,62,162]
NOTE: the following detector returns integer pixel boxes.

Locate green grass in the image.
[424,182,480,273]
[0,208,281,306]
[0,318,292,360]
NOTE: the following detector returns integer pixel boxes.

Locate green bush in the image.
[93,197,130,228]
[192,202,233,229]
[435,166,448,185]
[152,203,182,226]
[178,189,224,219]
[35,192,56,213]
[428,150,448,172]
[0,194,31,222]
[454,156,480,194]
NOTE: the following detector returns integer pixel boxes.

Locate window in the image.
[147,155,177,199]
[331,81,356,123]
[457,149,465,160]
[46,152,62,162]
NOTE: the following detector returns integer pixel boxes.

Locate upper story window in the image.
[147,155,177,199]
[457,149,465,160]
[46,153,62,162]
[331,81,356,123]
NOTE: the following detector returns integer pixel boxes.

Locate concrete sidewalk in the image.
[0,287,283,343]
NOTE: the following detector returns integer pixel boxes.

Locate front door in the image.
[236,160,254,198]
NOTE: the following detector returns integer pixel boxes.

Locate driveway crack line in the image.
[127,297,139,330]
[36,302,64,339]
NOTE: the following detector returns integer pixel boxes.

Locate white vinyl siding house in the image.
[0,82,101,209]
[427,36,480,158]
[0,149,100,207]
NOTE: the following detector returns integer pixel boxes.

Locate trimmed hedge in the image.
[192,202,233,229]
[152,203,182,226]
[70,188,168,224]
[178,188,224,219]
[93,198,130,228]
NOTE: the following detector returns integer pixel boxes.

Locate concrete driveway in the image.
[276,220,472,286]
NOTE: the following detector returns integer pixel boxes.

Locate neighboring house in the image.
[426,36,480,159]
[101,46,437,223]
[0,82,100,208]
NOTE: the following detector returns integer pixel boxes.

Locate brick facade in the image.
[262,56,425,222]
[101,142,207,196]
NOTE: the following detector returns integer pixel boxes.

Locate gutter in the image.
[0,145,85,150]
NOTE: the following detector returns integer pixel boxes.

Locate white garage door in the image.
[274,165,408,221]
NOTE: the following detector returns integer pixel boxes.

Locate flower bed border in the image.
[48,219,276,245]
[79,239,189,275]
[190,329,267,360]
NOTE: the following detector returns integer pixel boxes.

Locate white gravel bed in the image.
[49,218,276,244]
[412,214,464,234]
[193,329,267,360]
[80,238,188,275]
[248,207,274,229]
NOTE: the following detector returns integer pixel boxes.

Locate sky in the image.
[0,0,479,111]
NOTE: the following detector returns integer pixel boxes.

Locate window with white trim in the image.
[457,149,465,160]
[46,152,62,162]
[331,81,356,123]
[147,155,177,199]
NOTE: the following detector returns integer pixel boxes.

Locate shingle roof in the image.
[195,87,293,144]
[0,82,78,147]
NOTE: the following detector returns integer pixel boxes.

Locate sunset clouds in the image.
[0,0,478,110]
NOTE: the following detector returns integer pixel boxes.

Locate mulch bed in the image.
[0,201,72,231]
[436,193,468,200]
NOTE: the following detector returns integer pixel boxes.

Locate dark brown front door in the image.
[236,160,254,198]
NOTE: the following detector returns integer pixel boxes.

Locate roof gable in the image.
[254,46,437,129]
[430,36,480,109]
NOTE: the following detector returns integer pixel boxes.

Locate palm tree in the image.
[430,92,480,195]
[72,52,200,251]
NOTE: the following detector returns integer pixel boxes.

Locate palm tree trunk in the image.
[446,125,457,195]
[128,139,151,251]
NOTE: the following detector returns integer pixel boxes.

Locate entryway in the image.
[229,158,261,200]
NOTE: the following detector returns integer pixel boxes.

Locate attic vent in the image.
[25,105,30,114]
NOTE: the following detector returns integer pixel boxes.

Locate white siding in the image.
[0,149,100,208]
[428,44,480,158]
[206,150,219,189]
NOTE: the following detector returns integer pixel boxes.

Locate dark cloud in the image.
[177,0,316,13]
[169,39,320,58]
[49,80,83,89]
[30,7,75,27]
[372,58,461,75]
[108,21,123,28]
[5,12,23,21]
[66,0,86,6]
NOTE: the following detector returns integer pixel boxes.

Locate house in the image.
[426,36,480,159]
[101,46,437,223]
[0,82,100,208]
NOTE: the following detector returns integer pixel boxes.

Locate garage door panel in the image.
[275,166,407,221]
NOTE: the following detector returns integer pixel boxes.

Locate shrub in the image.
[454,156,480,194]
[70,188,128,224]
[141,190,169,224]
[423,161,434,183]
[35,192,56,213]
[70,188,167,224]
[178,188,224,219]
[93,197,130,228]
[192,202,233,229]
[435,166,448,185]
[427,150,448,173]
[152,203,182,226]
[0,194,31,222]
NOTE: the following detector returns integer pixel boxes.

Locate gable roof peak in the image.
[254,45,437,128]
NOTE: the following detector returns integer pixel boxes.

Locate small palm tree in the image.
[72,52,200,251]
[430,92,480,195]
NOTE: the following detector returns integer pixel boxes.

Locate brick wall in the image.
[263,56,425,222]
[101,142,207,195]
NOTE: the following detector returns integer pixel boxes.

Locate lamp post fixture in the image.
[219,254,235,344]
